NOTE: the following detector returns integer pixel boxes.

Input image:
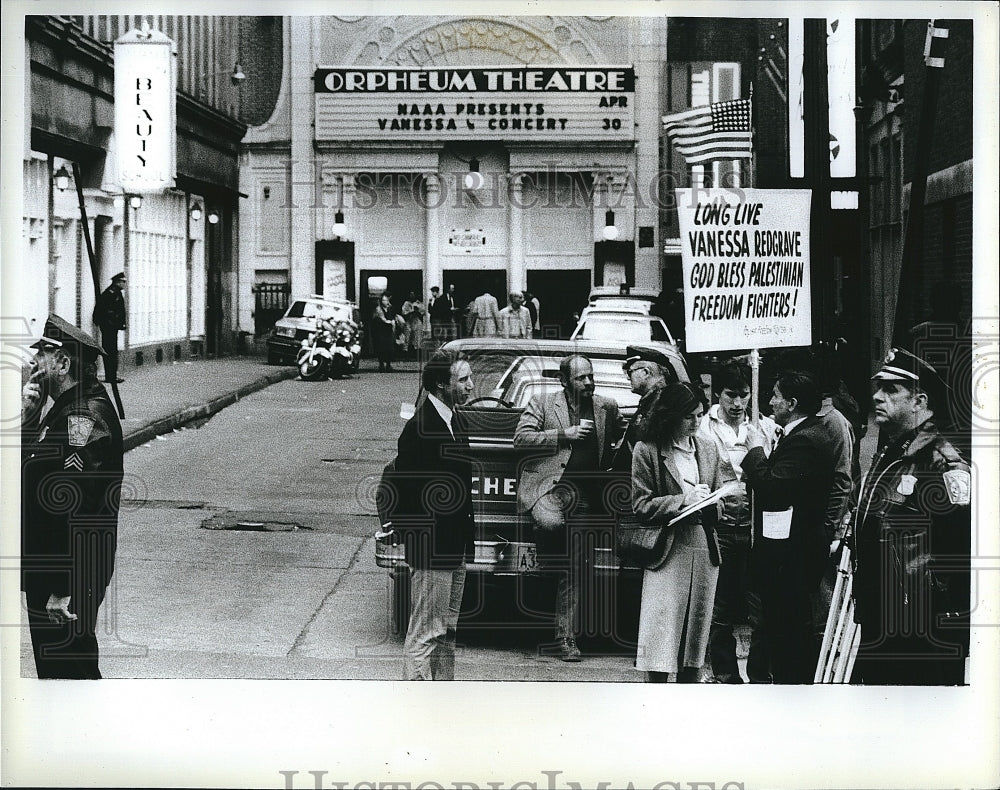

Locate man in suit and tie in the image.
[394,349,476,679]
[741,370,837,683]
[514,354,626,661]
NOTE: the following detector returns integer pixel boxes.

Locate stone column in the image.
[424,174,441,295]
[507,173,524,293]
[288,16,316,299]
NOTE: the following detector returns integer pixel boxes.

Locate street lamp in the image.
[602,209,619,241]
[464,158,484,191]
[332,210,347,238]
[129,194,143,210]
[189,201,203,221]
[207,209,220,224]
[53,164,71,192]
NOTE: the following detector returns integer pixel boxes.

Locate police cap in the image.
[111,272,126,283]
[623,344,673,374]
[871,347,946,396]
[30,314,105,360]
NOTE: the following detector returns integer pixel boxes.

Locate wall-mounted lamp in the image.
[207,209,220,224]
[231,64,246,86]
[129,194,143,210]
[53,164,71,192]
[463,158,484,191]
[332,210,347,238]
[189,201,203,221]
[602,209,619,241]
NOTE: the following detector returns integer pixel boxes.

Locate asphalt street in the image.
[20,362,646,681]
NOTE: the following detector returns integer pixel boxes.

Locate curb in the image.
[123,367,297,452]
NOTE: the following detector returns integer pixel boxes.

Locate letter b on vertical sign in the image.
[114,27,177,194]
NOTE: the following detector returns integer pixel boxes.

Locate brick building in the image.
[856,18,973,440]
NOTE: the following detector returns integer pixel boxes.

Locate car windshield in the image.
[459,350,638,413]
[286,300,350,322]
[576,316,670,342]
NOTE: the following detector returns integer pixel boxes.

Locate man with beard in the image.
[515,355,625,661]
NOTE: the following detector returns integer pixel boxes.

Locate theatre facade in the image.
[240,16,666,333]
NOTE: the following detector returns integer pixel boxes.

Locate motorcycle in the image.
[296,318,361,381]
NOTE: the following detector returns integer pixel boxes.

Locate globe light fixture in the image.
[129,194,143,210]
[332,210,347,238]
[602,209,619,241]
[207,210,220,224]
[53,165,71,192]
[189,201,203,221]
[464,158,484,191]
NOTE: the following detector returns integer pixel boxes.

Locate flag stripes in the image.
[662,99,753,165]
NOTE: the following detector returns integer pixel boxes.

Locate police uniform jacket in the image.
[95,286,126,330]
[852,419,970,647]
[394,397,475,570]
[21,381,123,604]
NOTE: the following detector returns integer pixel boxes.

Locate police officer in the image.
[609,345,677,472]
[851,348,970,685]
[21,314,124,679]
[94,272,126,383]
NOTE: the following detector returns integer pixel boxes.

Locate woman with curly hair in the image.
[631,381,735,682]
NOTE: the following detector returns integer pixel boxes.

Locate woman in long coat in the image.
[372,294,397,372]
[632,382,734,682]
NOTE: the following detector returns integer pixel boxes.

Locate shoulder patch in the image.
[64,452,84,471]
[943,469,971,506]
[68,415,95,446]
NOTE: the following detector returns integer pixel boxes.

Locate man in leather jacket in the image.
[21,314,123,678]
[851,348,970,685]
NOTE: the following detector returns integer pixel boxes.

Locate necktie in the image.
[773,426,784,448]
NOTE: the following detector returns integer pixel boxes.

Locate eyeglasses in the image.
[627,366,651,378]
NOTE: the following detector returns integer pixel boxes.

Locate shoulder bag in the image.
[614,442,673,571]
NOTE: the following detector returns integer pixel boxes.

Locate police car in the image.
[266,295,362,366]
[375,337,689,634]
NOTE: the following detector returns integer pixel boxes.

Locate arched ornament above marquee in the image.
[347,17,605,67]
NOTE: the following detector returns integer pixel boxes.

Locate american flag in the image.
[662,99,752,165]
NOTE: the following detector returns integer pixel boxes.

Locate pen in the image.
[683,478,697,486]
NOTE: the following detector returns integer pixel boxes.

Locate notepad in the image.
[762,508,793,539]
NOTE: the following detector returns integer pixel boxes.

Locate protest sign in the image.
[676,188,812,353]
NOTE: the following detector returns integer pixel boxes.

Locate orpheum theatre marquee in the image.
[313,66,636,140]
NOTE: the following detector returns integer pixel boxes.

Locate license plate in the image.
[515,544,539,572]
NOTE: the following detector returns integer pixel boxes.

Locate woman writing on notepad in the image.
[631,382,736,682]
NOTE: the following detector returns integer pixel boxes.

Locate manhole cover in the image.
[201,517,306,532]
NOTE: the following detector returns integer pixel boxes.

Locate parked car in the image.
[375,337,690,635]
[266,295,362,367]
[587,286,660,313]
[570,305,675,345]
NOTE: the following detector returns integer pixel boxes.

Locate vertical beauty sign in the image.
[115,25,176,194]
[676,188,812,352]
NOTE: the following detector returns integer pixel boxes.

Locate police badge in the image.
[897,473,917,496]
[943,469,971,506]
[68,415,95,447]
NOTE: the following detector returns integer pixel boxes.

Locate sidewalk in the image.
[113,354,424,451]
[114,356,297,451]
